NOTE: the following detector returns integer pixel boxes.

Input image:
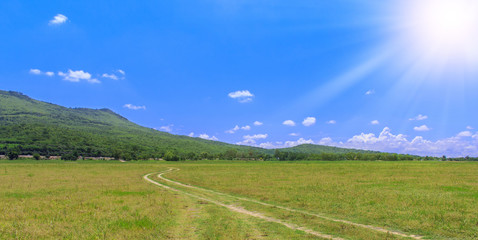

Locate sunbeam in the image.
[286,50,391,115]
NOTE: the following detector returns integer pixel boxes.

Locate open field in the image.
[1,160,478,239]
[0,160,313,239]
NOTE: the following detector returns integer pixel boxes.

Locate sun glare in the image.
[400,0,478,64]
[417,1,475,45]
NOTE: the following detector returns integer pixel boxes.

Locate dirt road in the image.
[145,168,423,239]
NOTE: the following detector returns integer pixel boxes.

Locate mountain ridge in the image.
[0,90,374,159]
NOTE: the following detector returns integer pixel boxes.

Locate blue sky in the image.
[1,0,478,157]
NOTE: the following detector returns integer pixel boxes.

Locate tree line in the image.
[2,144,477,161]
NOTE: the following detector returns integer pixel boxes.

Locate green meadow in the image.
[1,160,477,239]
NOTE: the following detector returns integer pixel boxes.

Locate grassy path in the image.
[144,169,344,240]
[145,168,423,239]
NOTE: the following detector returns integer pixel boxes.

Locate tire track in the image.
[157,168,423,240]
[144,170,344,240]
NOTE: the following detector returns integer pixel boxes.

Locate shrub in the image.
[7,151,19,160]
[62,151,79,161]
[6,145,20,160]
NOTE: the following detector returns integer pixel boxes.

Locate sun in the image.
[414,0,477,46]
[399,0,478,64]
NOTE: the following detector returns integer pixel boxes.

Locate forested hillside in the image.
[0,90,267,160]
[0,90,426,161]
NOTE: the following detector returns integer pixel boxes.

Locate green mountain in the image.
[0,90,377,160]
[0,90,268,159]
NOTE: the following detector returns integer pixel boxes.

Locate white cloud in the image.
[365,89,375,95]
[30,69,54,76]
[225,125,240,134]
[467,126,474,130]
[188,132,194,137]
[49,14,68,25]
[255,138,314,148]
[237,134,268,145]
[31,68,111,82]
[289,133,299,136]
[253,121,263,126]
[244,134,268,140]
[284,138,315,148]
[326,120,337,124]
[241,125,251,131]
[102,73,119,80]
[226,125,251,133]
[457,131,472,137]
[228,90,254,103]
[159,125,173,132]
[302,117,316,127]
[87,78,101,84]
[237,139,255,145]
[414,125,431,132]
[259,142,276,148]
[348,133,376,144]
[344,127,412,152]
[371,120,380,125]
[283,120,296,127]
[238,127,478,157]
[228,90,253,98]
[29,69,41,75]
[199,134,218,141]
[313,128,478,157]
[327,120,337,124]
[318,137,333,145]
[409,114,428,121]
[102,70,125,80]
[123,104,146,110]
[342,128,478,157]
[59,70,100,84]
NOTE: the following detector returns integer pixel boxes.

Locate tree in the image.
[112,149,122,160]
[62,151,79,161]
[33,153,41,160]
[7,146,20,160]
[138,153,151,161]
[274,149,281,160]
[224,149,238,160]
[122,152,135,161]
[164,151,179,161]
[186,152,197,160]
[248,150,255,159]
[7,151,19,160]
[199,152,209,160]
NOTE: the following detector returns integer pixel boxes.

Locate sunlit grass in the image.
[2,160,477,239]
[168,161,478,239]
[0,160,315,239]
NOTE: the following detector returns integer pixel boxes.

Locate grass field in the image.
[1,160,477,239]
